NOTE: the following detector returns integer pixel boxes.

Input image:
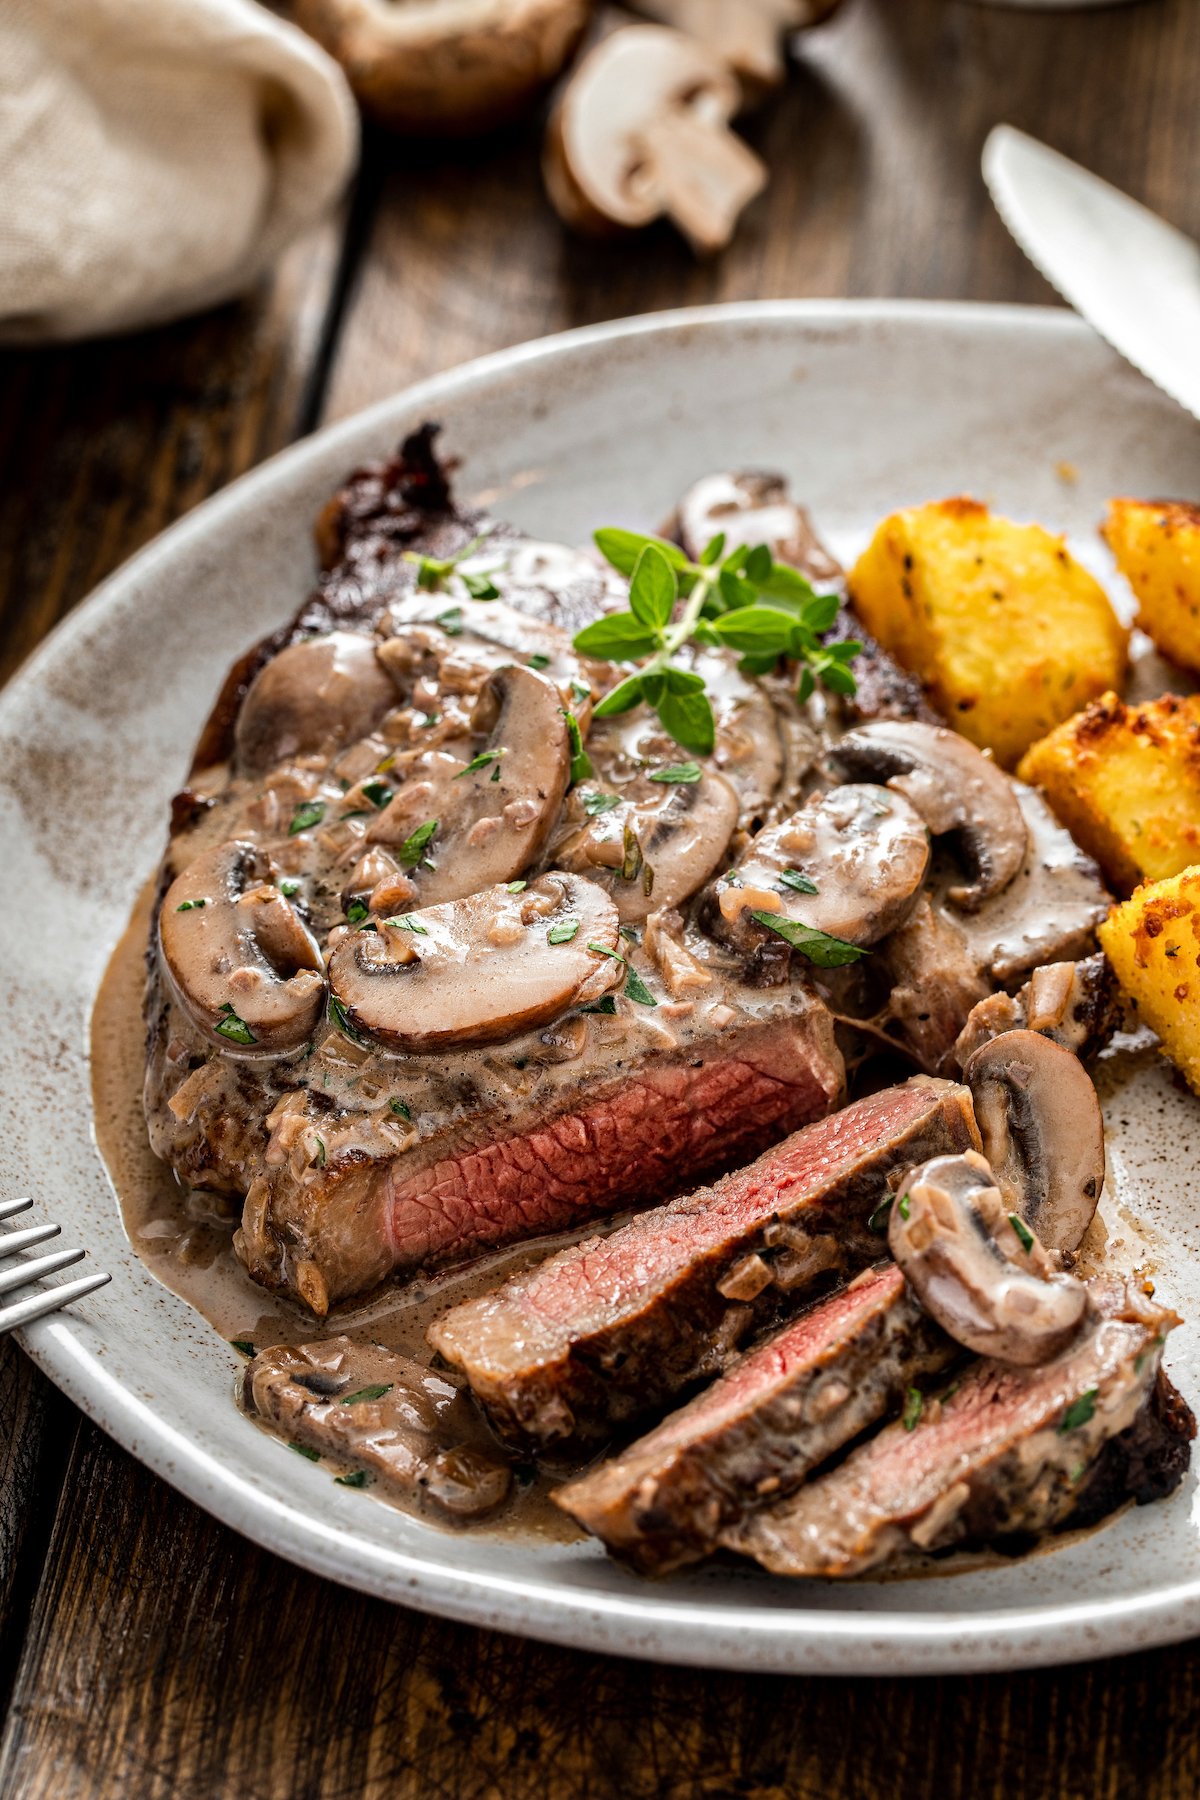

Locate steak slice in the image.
[728,1280,1189,1577]
[554,1262,957,1574]
[430,1077,979,1452]
[242,1336,512,1519]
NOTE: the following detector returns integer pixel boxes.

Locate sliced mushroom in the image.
[962,1030,1105,1254]
[627,0,845,94]
[160,841,325,1051]
[543,27,768,255]
[952,954,1120,1070]
[291,0,591,135]
[675,470,843,587]
[551,765,740,924]
[888,1149,1089,1366]
[711,784,930,951]
[830,721,1029,910]
[235,632,398,776]
[328,873,621,1051]
[366,663,570,905]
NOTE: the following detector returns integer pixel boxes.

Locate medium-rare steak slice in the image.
[243,1336,512,1518]
[430,1077,979,1451]
[554,1262,958,1573]
[728,1280,1190,1577]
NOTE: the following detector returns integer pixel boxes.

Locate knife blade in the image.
[983,124,1200,424]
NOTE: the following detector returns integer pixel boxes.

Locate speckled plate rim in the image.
[7,299,1200,1676]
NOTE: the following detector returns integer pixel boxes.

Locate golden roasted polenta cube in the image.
[1017,692,1200,896]
[1104,497,1200,676]
[849,497,1129,768]
[1099,868,1200,1097]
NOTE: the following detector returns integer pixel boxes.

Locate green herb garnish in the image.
[506,880,527,893]
[289,799,326,835]
[867,1197,894,1233]
[1059,1389,1099,1433]
[749,910,867,969]
[361,780,393,809]
[335,1470,369,1488]
[345,897,369,926]
[454,750,502,779]
[779,869,819,895]
[314,1134,327,1168]
[405,530,500,601]
[398,819,439,869]
[902,1387,923,1432]
[289,1442,320,1461]
[1009,1212,1035,1253]
[340,1384,393,1406]
[898,1194,911,1221]
[648,762,702,785]
[215,1006,256,1045]
[436,607,463,637]
[175,898,208,911]
[390,1098,412,1121]
[278,878,301,898]
[623,967,657,1007]
[527,653,551,671]
[385,914,427,935]
[229,1339,255,1357]
[573,532,858,754]
[582,791,621,816]
[548,917,580,945]
[462,569,500,600]
[561,709,592,785]
[579,995,618,1016]
[328,995,371,1046]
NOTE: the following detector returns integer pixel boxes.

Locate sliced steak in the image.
[728,1280,1188,1577]
[243,1336,512,1518]
[554,1262,957,1574]
[430,1077,979,1452]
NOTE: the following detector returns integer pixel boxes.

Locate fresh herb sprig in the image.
[573,530,860,756]
[404,530,501,600]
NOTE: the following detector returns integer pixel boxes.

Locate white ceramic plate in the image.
[4,301,1200,1675]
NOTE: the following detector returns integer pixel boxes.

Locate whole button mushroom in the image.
[888,1149,1090,1367]
[830,720,1029,911]
[160,841,326,1052]
[291,0,592,135]
[235,632,398,776]
[542,26,768,254]
[327,874,622,1051]
[711,784,931,951]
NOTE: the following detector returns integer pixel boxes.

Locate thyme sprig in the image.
[573,530,860,756]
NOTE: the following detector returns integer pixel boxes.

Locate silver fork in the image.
[0,1197,110,1336]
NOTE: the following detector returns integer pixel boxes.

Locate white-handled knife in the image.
[983,124,1200,424]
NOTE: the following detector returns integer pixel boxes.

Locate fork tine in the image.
[0,1197,34,1222]
[0,1246,85,1297]
[0,1222,60,1257]
[0,1271,111,1336]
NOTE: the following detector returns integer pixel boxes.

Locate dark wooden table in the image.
[2,2,1199,1793]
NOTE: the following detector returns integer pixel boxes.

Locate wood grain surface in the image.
[2,2,1199,1795]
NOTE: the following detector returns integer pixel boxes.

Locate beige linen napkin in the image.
[0,0,358,342]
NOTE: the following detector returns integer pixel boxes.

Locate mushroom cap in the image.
[366,662,572,905]
[235,631,397,776]
[888,1148,1090,1367]
[711,783,931,950]
[962,1030,1105,1254]
[675,469,843,585]
[292,0,592,136]
[160,840,326,1052]
[628,0,845,90]
[830,720,1029,910]
[327,873,622,1051]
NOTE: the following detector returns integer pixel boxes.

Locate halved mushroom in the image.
[543,26,768,255]
[291,0,591,135]
[160,841,325,1051]
[235,632,398,776]
[629,0,845,93]
[366,663,570,906]
[710,784,930,952]
[963,1030,1105,1254]
[830,721,1029,910]
[676,470,843,586]
[550,764,740,924]
[888,1149,1090,1366]
[327,874,621,1051]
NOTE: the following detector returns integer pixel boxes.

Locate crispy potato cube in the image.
[1017,692,1200,895]
[1099,868,1200,1096]
[848,497,1129,768]
[1104,497,1200,676]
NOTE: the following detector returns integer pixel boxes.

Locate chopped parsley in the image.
[623,967,657,1007]
[328,995,371,1047]
[436,607,463,636]
[175,897,208,911]
[582,791,621,816]
[648,762,702,785]
[389,1098,412,1121]
[505,880,527,893]
[569,680,591,704]
[335,1470,369,1488]
[867,1197,894,1233]
[1009,1212,1035,1253]
[361,780,393,809]
[313,1134,327,1169]
[898,1194,911,1221]
[385,914,427,935]
[339,1384,393,1406]
[527,653,551,671]
[461,569,500,600]
[229,1339,255,1358]
[779,869,819,895]
[289,1442,320,1461]
[278,878,301,898]
[548,917,580,945]
[345,897,370,926]
[398,819,439,869]
[561,709,592,785]
[902,1387,923,1432]
[215,1005,256,1045]
[1059,1389,1098,1433]
[289,799,326,836]
[454,749,503,779]
[749,910,867,969]
[579,995,617,1016]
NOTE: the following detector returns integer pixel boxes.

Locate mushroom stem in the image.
[637,112,767,254]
